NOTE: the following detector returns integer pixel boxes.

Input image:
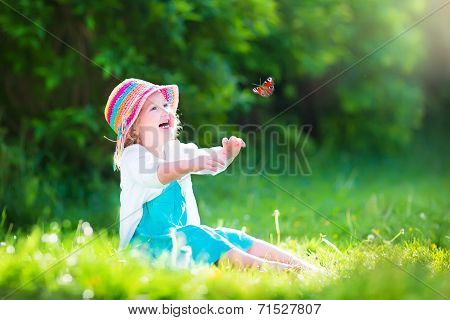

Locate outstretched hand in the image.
[221,136,246,160]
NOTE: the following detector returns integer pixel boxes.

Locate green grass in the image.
[0,147,449,299]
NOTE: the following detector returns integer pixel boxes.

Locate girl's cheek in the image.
[169,114,175,128]
[141,120,158,133]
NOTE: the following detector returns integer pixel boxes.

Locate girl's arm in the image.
[163,137,245,178]
[193,136,246,176]
[122,144,225,188]
[157,155,226,185]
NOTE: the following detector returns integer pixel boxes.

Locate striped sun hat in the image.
[104,78,179,171]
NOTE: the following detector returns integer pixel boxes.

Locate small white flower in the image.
[33,251,43,260]
[66,255,77,266]
[76,236,85,244]
[6,245,15,254]
[83,226,93,237]
[82,289,94,300]
[81,222,93,237]
[58,273,73,285]
[197,284,208,295]
[48,233,58,243]
[41,233,58,244]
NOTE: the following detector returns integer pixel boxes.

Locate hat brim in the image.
[157,85,179,113]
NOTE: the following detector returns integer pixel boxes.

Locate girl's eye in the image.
[150,106,157,111]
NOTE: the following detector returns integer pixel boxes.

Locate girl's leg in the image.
[217,247,301,272]
[247,238,320,272]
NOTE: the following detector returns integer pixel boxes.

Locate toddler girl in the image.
[104,78,320,272]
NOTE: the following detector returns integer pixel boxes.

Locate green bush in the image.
[0,107,119,227]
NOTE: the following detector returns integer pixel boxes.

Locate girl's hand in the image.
[189,154,226,173]
[221,136,246,160]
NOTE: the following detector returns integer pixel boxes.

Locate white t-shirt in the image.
[118,140,230,250]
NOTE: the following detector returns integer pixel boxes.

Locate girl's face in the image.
[136,91,176,150]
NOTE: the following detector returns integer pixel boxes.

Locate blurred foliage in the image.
[0,0,440,143]
[0,109,119,226]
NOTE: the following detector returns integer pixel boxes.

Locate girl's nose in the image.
[159,105,174,116]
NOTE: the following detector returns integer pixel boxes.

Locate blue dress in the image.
[129,180,255,265]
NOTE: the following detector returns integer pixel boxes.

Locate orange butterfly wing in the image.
[252,77,274,97]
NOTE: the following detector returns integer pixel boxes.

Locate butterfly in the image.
[252,76,274,97]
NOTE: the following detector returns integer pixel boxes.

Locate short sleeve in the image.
[120,144,166,188]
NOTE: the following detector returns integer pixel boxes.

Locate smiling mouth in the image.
[159,121,170,129]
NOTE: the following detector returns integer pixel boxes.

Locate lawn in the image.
[0,143,448,299]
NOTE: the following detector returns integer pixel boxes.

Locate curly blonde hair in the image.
[123,120,141,148]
